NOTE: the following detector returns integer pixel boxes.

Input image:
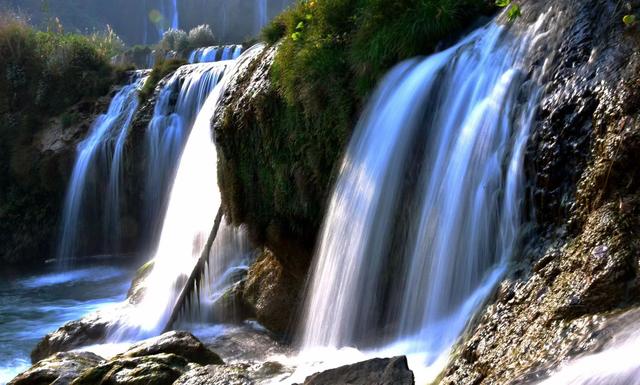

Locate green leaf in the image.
[507,4,521,22]
[623,14,637,26]
[495,0,511,7]
[296,21,305,31]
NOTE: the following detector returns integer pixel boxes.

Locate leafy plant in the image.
[495,0,521,22]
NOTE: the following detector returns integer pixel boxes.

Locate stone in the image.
[31,313,110,363]
[117,331,224,366]
[173,364,254,385]
[9,352,104,385]
[298,356,415,385]
[71,353,192,385]
[242,248,304,336]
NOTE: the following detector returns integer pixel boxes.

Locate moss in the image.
[218,0,494,266]
[138,58,187,102]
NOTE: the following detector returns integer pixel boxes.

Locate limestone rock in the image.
[9,352,104,385]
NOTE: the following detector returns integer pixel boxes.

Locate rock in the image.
[126,260,155,304]
[298,356,414,385]
[242,248,304,336]
[71,353,192,385]
[173,364,254,385]
[174,361,287,385]
[31,312,110,363]
[9,352,104,385]
[117,331,224,366]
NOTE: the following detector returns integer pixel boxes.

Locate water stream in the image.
[292,9,557,383]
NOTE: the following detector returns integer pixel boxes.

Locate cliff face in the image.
[440,0,640,383]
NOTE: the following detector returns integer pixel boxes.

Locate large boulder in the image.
[9,352,104,385]
[116,331,223,366]
[298,356,415,385]
[31,312,111,363]
[71,353,192,385]
[242,248,304,337]
[174,362,286,385]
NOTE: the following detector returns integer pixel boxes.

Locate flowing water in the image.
[108,45,265,342]
[57,74,146,268]
[293,9,557,383]
[537,324,640,385]
[143,62,228,246]
[0,263,135,384]
[188,45,243,63]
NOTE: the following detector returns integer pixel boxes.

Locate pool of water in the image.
[0,263,136,384]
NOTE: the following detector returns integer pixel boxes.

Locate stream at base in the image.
[0,262,136,384]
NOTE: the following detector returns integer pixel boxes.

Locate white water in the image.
[57,74,146,267]
[143,62,227,246]
[295,10,557,383]
[108,45,265,341]
[539,325,640,385]
[188,45,243,63]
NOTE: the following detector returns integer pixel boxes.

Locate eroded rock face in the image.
[297,356,415,385]
[438,0,640,383]
[117,331,224,366]
[9,352,104,385]
[242,248,304,337]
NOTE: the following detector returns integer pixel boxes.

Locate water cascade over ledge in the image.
[296,9,559,380]
[56,74,147,267]
[108,45,265,342]
[143,62,229,246]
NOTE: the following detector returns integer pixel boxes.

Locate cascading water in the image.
[296,9,557,380]
[108,45,265,341]
[188,45,243,64]
[257,0,268,33]
[143,62,228,247]
[538,324,640,385]
[57,74,146,267]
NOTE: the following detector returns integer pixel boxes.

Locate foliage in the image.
[187,24,216,49]
[138,58,187,102]
[495,0,521,22]
[160,28,188,52]
[0,12,117,266]
[218,0,494,253]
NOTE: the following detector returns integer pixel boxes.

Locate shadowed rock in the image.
[298,356,415,385]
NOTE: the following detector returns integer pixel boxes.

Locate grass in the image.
[217,0,495,258]
[138,58,187,102]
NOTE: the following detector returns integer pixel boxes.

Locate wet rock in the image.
[174,364,254,385]
[9,352,104,385]
[118,331,224,366]
[174,361,286,385]
[127,260,155,305]
[298,356,415,385]
[31,312,110,363]
[242,248,304,337]
[71,353,192,385]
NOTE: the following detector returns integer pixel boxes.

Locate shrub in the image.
[187,24,216,49]
[138,58,187,102]
[161,28,188,52]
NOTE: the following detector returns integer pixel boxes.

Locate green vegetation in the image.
[218,0,495,259]
[0,13,120,266]
[138,58,187,102]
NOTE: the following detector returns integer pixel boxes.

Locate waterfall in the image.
[108,45,265,341]
[188,45,243,64]
[143,62,227,248]
[257,0,268,33]
[298,9,555,367]
[538,326,640,385]
[56,74,146,267]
